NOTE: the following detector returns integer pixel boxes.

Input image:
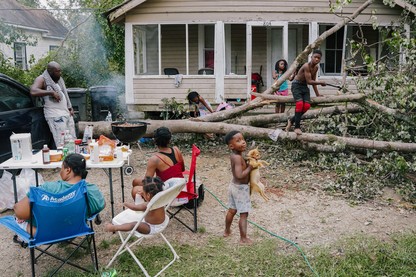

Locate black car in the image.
[0,73,52,164]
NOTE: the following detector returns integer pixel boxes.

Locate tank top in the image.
[155,148,185,181]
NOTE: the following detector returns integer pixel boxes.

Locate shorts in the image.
[227,182,251,214]
[143,216,169,235]
[291,81,310,103]
[275,88,289,96]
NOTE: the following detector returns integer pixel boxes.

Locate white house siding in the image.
[0,29,62,68]
[125,0,401,24]
[224,77,247,100]
[132,76,215,109]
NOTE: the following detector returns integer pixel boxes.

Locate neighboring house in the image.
[0,0,67,70]
[106,0,413,113]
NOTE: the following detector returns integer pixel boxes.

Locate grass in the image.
[54,231,416,277]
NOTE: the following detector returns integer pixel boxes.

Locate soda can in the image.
[62,147,68,160]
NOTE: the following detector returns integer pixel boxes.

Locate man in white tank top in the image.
[30,61,76,148]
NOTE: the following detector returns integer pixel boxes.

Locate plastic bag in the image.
[98,135,116,161]
[0,170,14,210]
[0,169,44,210]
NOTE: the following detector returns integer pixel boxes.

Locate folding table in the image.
[0,150,131,218]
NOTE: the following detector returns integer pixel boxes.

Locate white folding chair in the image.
[106,178,186,277]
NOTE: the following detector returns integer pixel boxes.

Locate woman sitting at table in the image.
[131,127,185,201]
[13,153,105,233]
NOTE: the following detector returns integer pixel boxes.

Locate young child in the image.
[187,91,214,117]
[223,130,253,244]
[105,176,168,235]
[272,59,295,113]
[286,49,326,135]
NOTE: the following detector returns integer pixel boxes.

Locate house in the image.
[0,0,67,70]
[106,0,412,114]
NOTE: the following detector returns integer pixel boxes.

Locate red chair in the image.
[168,144,204,232]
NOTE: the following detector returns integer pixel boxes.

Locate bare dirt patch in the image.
[1,142,415,276]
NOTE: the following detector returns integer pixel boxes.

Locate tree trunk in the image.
[79,119,416,153]
[227,104,362,127]
[251,93,366,103]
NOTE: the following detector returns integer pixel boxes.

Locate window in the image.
[0,81,32,112]
[133,25,158,75]
[320,26,344,74]
[49,45,59,51]
[132,24,215,75]
[225,24,246,75]
[14,42,27,70]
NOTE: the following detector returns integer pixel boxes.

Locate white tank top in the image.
[42,83,69,118]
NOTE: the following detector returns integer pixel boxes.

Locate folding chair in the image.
[0,180,99,277]
[168,144,204,232]
[106,178,186,277]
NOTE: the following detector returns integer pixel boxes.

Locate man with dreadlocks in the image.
[30,61,76,148]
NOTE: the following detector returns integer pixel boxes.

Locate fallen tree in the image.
[79,120,416,153]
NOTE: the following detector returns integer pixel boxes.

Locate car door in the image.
[0,74,52,163]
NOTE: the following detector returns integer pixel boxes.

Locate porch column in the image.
[309,22,319,44]
[214,21,225,103]
[400,24,410,67]
[246,24,252,98]
[125,23,134,104]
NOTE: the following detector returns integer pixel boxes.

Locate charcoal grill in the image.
[111,121,149,175]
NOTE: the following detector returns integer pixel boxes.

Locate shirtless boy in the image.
[223,130,253,244]
[286,49,326,135]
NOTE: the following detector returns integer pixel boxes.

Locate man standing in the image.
[30,61,76,148]
[286,49,326,135]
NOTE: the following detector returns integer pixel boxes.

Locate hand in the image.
[50,91,61,102]
[68,107,74,116]
[321,81,327,86]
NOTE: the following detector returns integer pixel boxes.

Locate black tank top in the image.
[158,147,178,164]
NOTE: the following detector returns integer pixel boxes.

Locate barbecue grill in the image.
[111,121,149,175]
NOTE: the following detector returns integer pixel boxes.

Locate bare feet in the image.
[239,237,253,245]
[223,231,232,237]
[105,223,117,232]
[294,128,303,135]
[285,119,292,132]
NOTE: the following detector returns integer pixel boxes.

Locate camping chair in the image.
[168,144,204,233]
[106,178,186,277]
[0,180,99,277]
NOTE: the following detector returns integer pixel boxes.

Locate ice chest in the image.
[10,133,32,162]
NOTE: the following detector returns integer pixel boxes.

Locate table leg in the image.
[108,168,114,218]
[35,169,39,187]
[120,167,125,210]
[11,171,18,203]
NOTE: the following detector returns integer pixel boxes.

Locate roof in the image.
[106,0,415,23]
[0,0,68,38]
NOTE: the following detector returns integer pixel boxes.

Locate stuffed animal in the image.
[246,148,270,201]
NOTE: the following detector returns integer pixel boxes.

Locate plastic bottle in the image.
[58,131,65,149]
[82,124,93,144]
[105,111,112,122]
[42,144,50,164]
[63,130,75,154]
[74,139,82,154]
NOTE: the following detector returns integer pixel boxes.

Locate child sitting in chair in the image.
[105,176,168,235]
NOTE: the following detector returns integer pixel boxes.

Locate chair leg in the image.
[30,247,36,277]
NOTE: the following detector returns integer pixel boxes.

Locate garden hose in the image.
[204,186,319,277]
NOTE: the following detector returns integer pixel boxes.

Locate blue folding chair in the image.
[0,180,99,277]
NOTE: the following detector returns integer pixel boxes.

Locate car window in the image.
[0,81,32,112]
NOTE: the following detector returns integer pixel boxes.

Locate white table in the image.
[0,150,132,218]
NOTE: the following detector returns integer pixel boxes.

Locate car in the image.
[0,73,53,164]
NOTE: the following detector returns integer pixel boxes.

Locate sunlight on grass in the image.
[90,232,415,277]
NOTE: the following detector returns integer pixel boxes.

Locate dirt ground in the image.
[1,142,415,276]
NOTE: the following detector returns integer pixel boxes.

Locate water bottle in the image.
[105,111,112,122]
[64,130,75,154]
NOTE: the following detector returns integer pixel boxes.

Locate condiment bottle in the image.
[42,144,50,164]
